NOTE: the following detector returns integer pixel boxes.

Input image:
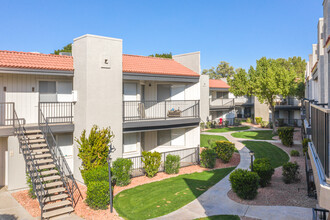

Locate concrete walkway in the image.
[156,130,313,220]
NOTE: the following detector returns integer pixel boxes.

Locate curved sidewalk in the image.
[155,136,312,220]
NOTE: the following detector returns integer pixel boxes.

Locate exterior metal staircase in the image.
[13,109,82,219]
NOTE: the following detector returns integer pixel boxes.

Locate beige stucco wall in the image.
[199,75,209,122]
[173,52,200,74]
[253,97,269,122]
[72,34,123,183]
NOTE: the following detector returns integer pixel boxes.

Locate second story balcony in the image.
[209,96,254,110]
[123,100,200,132]
[275,97,301,110]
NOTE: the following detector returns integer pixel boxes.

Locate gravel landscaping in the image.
[228,129,317,208]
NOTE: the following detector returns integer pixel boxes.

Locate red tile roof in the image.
[209,79,230,89]
[0,50,74,71]
[0,51,199,77]
[122,54,199,77]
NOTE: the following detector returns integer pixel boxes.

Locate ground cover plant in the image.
[205,126,250,133]
[231,130,275,140]
[290,150,300,157]
[114,167,235,219]
[201,134,228,148]
[243,141,289,168]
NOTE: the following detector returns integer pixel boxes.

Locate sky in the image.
[0,0,323,71]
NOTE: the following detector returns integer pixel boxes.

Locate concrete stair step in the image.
[42,206,73,219]
[33,153,52,159]
[25,139,46,144]
[32,169,58,177]
[28,143,48,149]
[35,158,53,165]
[37,164,56,170]
[37,187,66,196]
[31,148,50,154]
[42,175,61,182]
[23,129,42,134]
[43,200,71,211]
[25,134,44,139]
[43,193,68,203]
[41,181,63,189]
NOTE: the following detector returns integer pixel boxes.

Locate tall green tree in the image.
[228,57,297,133]
[202,61,235,79]
[53,43,72,55]
[227,68,253,97]
[149,52,172,59]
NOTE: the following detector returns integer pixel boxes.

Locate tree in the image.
[53,43,72,55]
[228,57,297,134]
[227,68,253,97]
[149,53,172,59]
[202,61,235,79]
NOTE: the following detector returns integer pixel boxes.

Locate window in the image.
[57,81,72,94]
[157,129,185,146]
[157,130,171,146]
[123,83,137,101]
[171,129,185,146]
[216,92,229,99]
[123,133,137,153]
[157,84,170,101]
[39,81,56,94]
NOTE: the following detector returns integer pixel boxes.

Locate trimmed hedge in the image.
[253,158,274,187]
[86,181,110,209]
[112,158,133,186]
[260,121,269,128]
[142,151,162,177]
[255,117,262,124]
[282,162,300,184]
[82,165,109,186]
[278,127,294,147]
[200,149,217,168]
[165,154,180,174]
[214,141,235,163]
[229,169,259,200]
[290,150,300,157]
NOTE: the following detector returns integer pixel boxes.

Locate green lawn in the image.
[114,167,235,220]
[205,126,250,133]
[196,215,240,220]
[231,130,275,140]
[243,141,289,168]
[201,134,228,148]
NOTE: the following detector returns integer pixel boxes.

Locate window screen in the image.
[39,81,56,94]
[58,81,72,94]
[157,130,171,146]
[157,85,171,101]
[216,92,229,99]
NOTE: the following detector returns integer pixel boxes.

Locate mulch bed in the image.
[12,153,240,219]
[228,129,317,208]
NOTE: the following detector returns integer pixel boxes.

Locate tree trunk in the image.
[271,105,277,134]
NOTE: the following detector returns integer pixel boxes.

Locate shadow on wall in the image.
[0,214,18,220]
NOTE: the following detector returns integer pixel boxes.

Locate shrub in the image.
[229,169,260,200]
[302,138,311,155]
[86,181,110,209]
[290,150,300,157]
[82,165,109,186]
[207,139,217,149]
[278,127,294,147]
[269,122,273,129]
[112,158,133,186]
[246,118,252,123]
[282,162,300,184]
[165,154,180,174]
[206,121,212,129]
[253,158,274,187]
[76,125,114,171]
[260,121,269,128]
[255,117,262,124]
[234,118,242,126]
[213,141,235,163]
[200,149,217,168]
[200,122,205,130]
[224,121,229,127]
[277,118,285,127]
[142,151,161,177]
[26,174,36,199]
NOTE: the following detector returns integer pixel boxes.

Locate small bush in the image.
[246,118,252,123]
[142,151,162,177]
[234,118,242,126]
[302,138,311,155]
[165,154,180,174]
[224,121,229,127]
[214,141,235,163]
[207,139,217,148]
[112,158,133,186]
[86,181,110,209]
[206,121,212,129]
[277,118,285,127]
[26,174,36,199]
[200,149,217,168]
[290,150,300,157]
[260,121,269,128]
[278,127,294,147]
[229,169,260,200]
[82,165,109,186]
[253,158,274,187]
[282,162,300,184]
[269,122,273,129]
[200,122,205,130]
[255,117,262,124]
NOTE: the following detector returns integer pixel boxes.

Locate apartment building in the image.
[0,34,201,218]
[303,0,330,215]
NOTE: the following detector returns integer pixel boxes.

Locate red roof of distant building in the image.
[209,79,230,89]
[0,50,74,71]
[0,50,199,77]
[122,54,199,77]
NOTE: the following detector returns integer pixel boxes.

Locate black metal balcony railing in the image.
[39,102,74,124]
[123,100,200,122]
[275,98,301,106]
[305,100,311,123]
[209,97,253,107]
[311,104,330,178]
[0,102,14,126]
[275,118,302,127]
